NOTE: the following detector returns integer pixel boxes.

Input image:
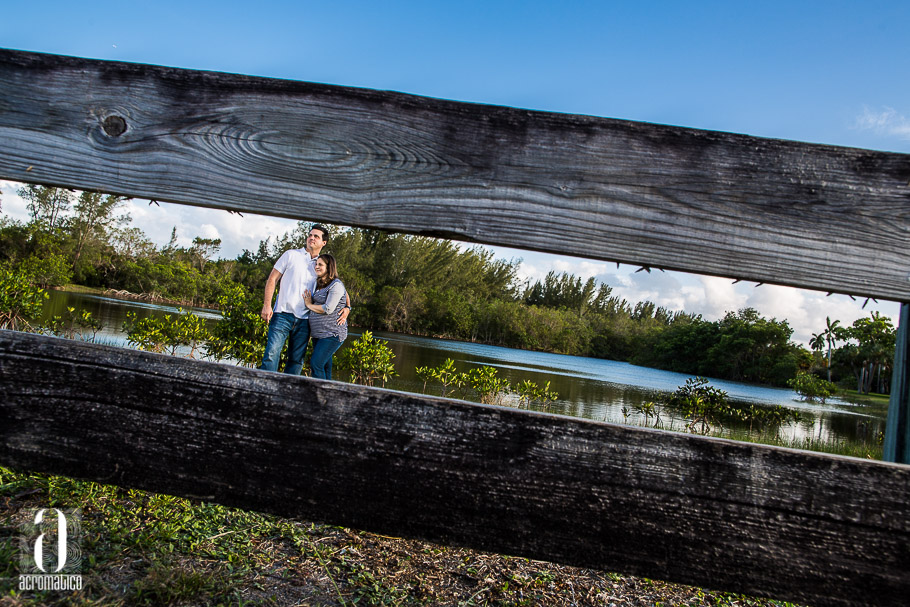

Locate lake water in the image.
[40,289,223,347]
[41,290,887,445]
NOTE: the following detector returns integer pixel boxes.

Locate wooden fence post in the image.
[884,302,910,463]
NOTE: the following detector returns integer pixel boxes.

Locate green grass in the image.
[839,389,891,408]
[605,413,885,460]
[723,430,884,460]
[1,466,802,606]
[57,284,107,295]
[1,468,316,605]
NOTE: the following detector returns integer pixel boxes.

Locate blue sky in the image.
[2,0,909,344]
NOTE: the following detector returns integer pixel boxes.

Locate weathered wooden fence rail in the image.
[1,48,908,300]
[2,48,910,606]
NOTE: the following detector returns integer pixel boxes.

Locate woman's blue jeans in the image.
[260,312,310,375]
[310,337,344,380]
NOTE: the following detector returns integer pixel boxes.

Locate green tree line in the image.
[1,185,896,390]
[1,185,233,305]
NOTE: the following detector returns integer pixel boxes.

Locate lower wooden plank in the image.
[1,330,909,606]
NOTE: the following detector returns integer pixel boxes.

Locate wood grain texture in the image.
[2,330,909,606]
[1,49,909,300]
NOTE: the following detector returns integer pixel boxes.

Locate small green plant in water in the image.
[336,330,397,387]
[788,371,838,403]
[123,311,169,353]
[662,377,801,437]
[43,306,103,341]
[177,310,209,358]
[635,401,662,427]
[416,358,466,397]
[205,282,267,367]
[122,308,210,357]
[463,366,511,405]
[417,361,560,407]
[0,263,48,331]
[515,379,559,408]
[666,377,731,435]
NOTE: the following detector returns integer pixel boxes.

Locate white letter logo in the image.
[33,508,68,573]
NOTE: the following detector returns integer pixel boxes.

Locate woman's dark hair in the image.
[316,254,339,289]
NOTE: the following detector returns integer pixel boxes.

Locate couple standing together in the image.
[259,225,350,379]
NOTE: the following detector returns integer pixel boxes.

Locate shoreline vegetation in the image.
[42,284,900,423]
[839,389,891,408]
[36,283,903,419]
[56,284,217,309]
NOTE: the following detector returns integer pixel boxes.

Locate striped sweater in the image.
[308,278,348,341]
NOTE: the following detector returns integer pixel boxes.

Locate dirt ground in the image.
[1,475,794,607]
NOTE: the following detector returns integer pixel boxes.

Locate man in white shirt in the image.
[259,225,349,373]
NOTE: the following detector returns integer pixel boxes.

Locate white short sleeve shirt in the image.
[272,248,317,319]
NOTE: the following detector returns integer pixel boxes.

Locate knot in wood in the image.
[102,115,127,137]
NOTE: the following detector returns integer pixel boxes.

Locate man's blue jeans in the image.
[310,337,344,379]
[260,312,309,374]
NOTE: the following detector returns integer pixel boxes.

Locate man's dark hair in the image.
[311,224,330,242]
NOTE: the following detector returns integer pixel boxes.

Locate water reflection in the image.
[41,290,220,348]
[367,330,886,444]
[40,290,886,445]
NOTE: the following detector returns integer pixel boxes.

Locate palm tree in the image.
[822,317,841,382]
[809,332,825,352]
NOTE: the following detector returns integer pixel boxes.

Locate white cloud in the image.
[0,181,32,221]
[552,258,612,279]
[123,199,298,257]
[605,269,690,313]
[513,260,546,286]
[199,223,221,240]
[853,106,910,140]
[213,212,299,256]
[511,255,614,288]
[784,291,901,346]
[693,276,750,320]
[747,284,806,324]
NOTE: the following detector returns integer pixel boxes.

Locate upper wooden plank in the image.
[1,48,909,299]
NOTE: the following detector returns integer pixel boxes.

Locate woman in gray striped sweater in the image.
[303,254,348,379]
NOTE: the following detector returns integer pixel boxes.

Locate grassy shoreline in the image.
[55,284,107,295]
[839,388,891,408]
[54,283,220,310]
